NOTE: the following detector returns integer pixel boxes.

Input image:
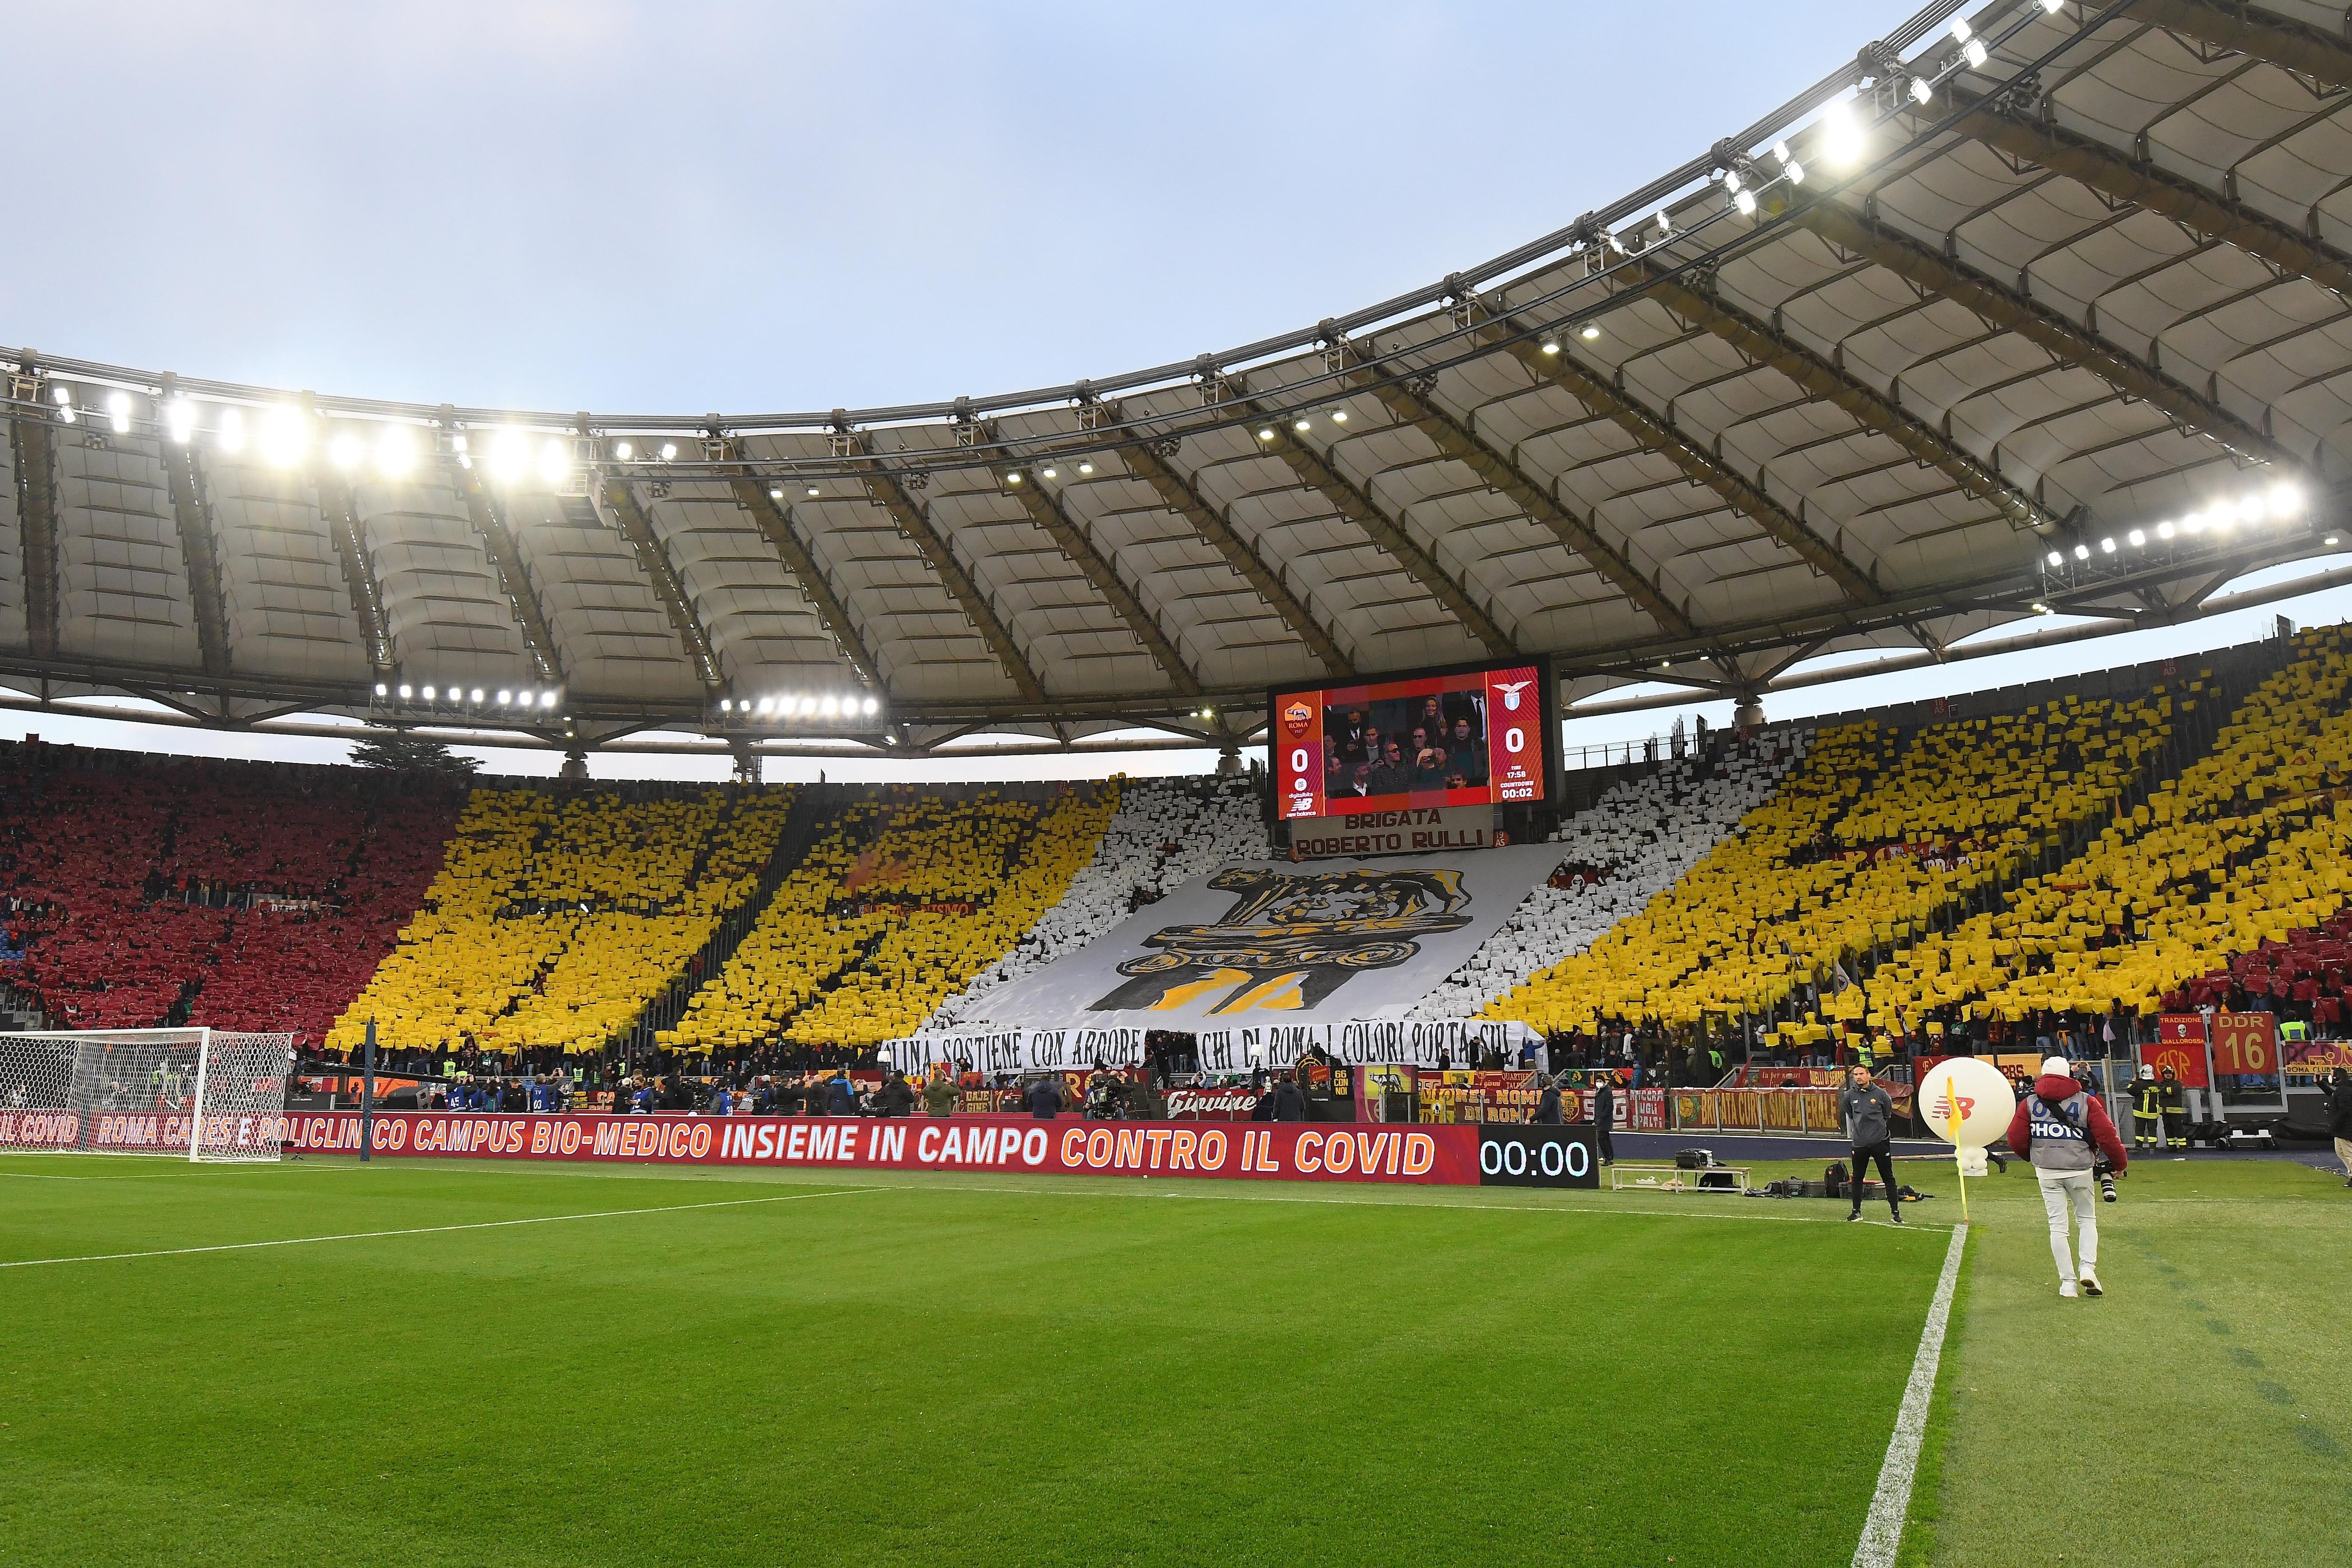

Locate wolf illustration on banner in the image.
[1089,865,1473,1015]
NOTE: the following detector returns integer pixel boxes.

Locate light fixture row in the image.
[718,694,883,721]
[2044,485,2308,567]
[374,682,563,710]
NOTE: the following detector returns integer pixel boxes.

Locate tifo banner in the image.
[881,1018,1535,1074]
[1419,1070,1539,1122]
[2143,1023,2211,1088]
[2283,1038,2352,1073]
[2209,1011,2278,1075]
[275,1112,1598,1189]
[1193,1019,1534,1072]
[878,1026,1151,1075]
[938,846,1560,1028]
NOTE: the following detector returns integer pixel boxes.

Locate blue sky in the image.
[8,1,2345,779]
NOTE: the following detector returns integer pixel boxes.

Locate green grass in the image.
[0,1150,2339,1566]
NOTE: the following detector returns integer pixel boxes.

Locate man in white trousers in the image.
[2004,1055,2130,1298]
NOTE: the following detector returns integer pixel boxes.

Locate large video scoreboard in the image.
[1267,657,1560,827]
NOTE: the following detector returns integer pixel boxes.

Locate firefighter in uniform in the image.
[2158,1063,2188,1150]
[2130,1063,2164,1150]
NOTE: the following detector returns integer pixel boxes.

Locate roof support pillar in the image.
[728,476,886,693]
[1117,433,1354,677]
[5,408,59,660]
[1791,200,2301,471]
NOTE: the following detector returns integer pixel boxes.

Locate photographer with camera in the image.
[2005,1055,2129,1299]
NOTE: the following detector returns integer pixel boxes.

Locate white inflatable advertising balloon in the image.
[1915,1057,2015,1150]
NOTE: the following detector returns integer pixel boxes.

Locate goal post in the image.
[0,1027,295,1161]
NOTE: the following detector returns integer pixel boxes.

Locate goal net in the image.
[0,1028,295,1162]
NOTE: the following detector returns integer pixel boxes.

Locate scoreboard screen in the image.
[1268,658,1557,822]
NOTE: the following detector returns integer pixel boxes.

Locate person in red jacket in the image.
[2006,1056,2129,1298]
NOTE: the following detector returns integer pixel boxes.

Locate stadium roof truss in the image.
[10,0,2352,758]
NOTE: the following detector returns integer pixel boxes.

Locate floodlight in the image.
[165,398,196,445]
[2269,482,2304,517]
[2099,537,2116,553]
[2073,544,2090,560]
[469,688,483,704]
[769,487,784,500]
[2183,512,2205,533]
[2046,550,2063,566]
[1773,141,1792,167]
[535,437,569,486]
[539,690,558,708]
[2157,521,2175,540]
[421,685,436,700]
[1329,410,1346,424]
[2040,0,2063,11]
[1785,160,1804,185]
[260,406,306,468]
[1723,169,1741,194]
[374,683,388,697]
[1949,17,1971,42]
[1540,338,1560,355]
[1005,472,1021,485]
[1294,419,1310,432]
[861,696,878,715]
[658,442,677,461]
[1734,189,1757,215]
[497,691,512,705]
[756,697,774,716]
[613,441,634,461]
[1041,467,1057,479]
[376,425,416,479]
[105,391,132,434]
[328,431,364,471]
[1911,77,1934,105]
[1257,428,1275,441]
[488,429,529,483]
[1077,462,1094,475]
[806,485,821,497]
[1580,325,1601,341]
[398,684,413,699]
[2329,535,2341,547]
[820,696,840,717]
[720,698,733,713]
[1821,98,1865,167]
[2128,529,2145,547]
[1963,38,1988,68]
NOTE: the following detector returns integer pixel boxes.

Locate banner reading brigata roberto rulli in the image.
[275,1112,1598,1189]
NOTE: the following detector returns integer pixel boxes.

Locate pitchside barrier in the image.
[277,1112,1600,1189]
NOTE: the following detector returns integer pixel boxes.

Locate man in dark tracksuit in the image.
[2130,1064,2164,1151]
[1589,1074,1616,1165]
[1840,1064,1903,1223]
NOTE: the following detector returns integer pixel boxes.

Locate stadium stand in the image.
[1414,738,1801,1020]
[1486,688,2176,1042]
[923,774,1262,1029]
[0,743,459,1040]
[1863,628,2352,1035]
[324,783,793,1060]
[660,786,1114,1056]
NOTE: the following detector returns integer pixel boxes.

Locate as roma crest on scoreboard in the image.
[1090,866,1473,1015]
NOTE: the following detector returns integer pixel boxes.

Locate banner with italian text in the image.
[270,1112,1599,1187]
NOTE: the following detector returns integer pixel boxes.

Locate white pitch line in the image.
[842,1178,1964,1231]
[1851,1221,1969,1568]
[0,1185,885,1269]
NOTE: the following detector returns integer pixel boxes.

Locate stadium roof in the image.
[8,0,2352,762]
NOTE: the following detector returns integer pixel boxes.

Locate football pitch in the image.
[0,1152,2342,1567]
